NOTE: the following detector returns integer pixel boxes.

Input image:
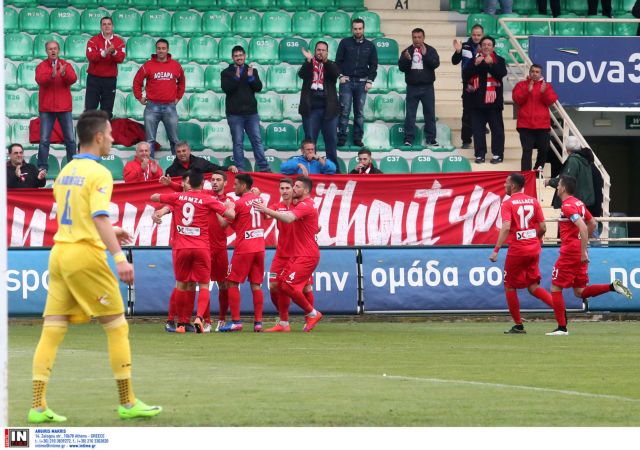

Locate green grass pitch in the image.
[8,319,640,426]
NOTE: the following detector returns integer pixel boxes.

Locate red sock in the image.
[581,284,611,299]
[167,288,177,321]
[279,281,313,315]
[228,286,241,321]
[269,287,279,310]
[218,288,229,321]
[196,287,210,319]
[551,291,567,327]
[188,290,196,320]
[505,290,522,325]
[176,290,191,324]
[203,296,211,324]
[278,290,291,321]
[252,289,264,322]
[531,287,553,307]
[303,289,315,307]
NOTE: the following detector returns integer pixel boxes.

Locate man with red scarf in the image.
[462,36,507,165]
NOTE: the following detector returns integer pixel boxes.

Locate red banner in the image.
[7,171,537,248]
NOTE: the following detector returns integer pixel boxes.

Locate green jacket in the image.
[548,151,595,208]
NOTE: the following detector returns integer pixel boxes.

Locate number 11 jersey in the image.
[231,191,265,254]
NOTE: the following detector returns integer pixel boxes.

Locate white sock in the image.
[279,320,289,326]
[307,309,317,318]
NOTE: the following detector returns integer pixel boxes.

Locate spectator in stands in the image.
[349,149,383,174]
[133,39,184,157]
[537,0,561,17]
[299,41,340,172]
[545,136,595,210]
[399,28,440,147]
[123,141,162,183]
[512,64,558,171]
[162,141,237,179]
[85,16,126,119]
[280,140,336,175]
[452,24,484,149]
[7,143,47,189]
[484,0,512,14]
[336,18,378,148]
[632,0,640,36]
[35,41,77,172]
[221,45,271,173]
[588,0,612,17]
[462,36,507,165]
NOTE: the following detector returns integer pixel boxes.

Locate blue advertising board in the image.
[528,36,640,107]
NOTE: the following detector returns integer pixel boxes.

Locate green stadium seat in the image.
[126,36,155,63]
[433,123,455,152]
[266,65,299,93]
[585,16,612,35]
[19,8,50,34]
[494,37,513,61]
[467,13,496,36]
[5,8,19,32]
[279,37,309,64]
[219,0,249,9]
[292,12,321,37]
[178,122,204,150]
[282,94,302,122]
[256,93,283,122]
[362,123,390,151]
[158,0,190,9]
[70,0,98,7]
[243,125,266,150]
[265,155,282,172]
[441,154,471,173]
[205,64,225,93]
[617,0,637,13]
[189,37,218,64]
[68,62,82,90]
[564,0,588,14]
[232,11,262,37]
[335,157,346,174]
[6,91,31,119]
[526,14,553,36]
[373,38,399,65]
[379,155,409,174]
[262,11,292,37]
[112,92,126,119]
[374,93,405,122]
[386,66,406,94]
[12,121,32,149]
[266,123,298,150]
[309,37,338,61]
[278,0,307,10]
[125,93,145,121]
[17,62,39,90]
[116,62,139,92]
[389,124,423,150]
[33,34,65,60]
[495,13,524,37]
[176,94,190,119]
[224,155,252,172]
[250,37,280,64]
[518,38,529,55]
[40,0,69,6]
[450,0,481,13]
[142,10,172,36]
[368,66,388,93]
[309,0,336,10]
[411,155,440,173]
[50,8,80,34]
[158,155,175,172]
[513,0,536,14]
[189,92,222,121]
[218,37,249,64]
[172,10,201,37]
[554,16,584,36]
[351,12,382,38]
[362,95,375,122]
[203,123,233,150]
[336,0,364,10]
[5,33,33,61]
[321,11,351,36]
[100,155,125,181]
[183,64,205,93]
[99,0,127,7]
[5,63,18,90]
[248,0,276,10]
[29,154,60,178]
[112,9,141,36]
[80,9,105,34]
[613,13,638,36]
[202,11,232,36]
[64,34,89,63]
[166,36,188,61]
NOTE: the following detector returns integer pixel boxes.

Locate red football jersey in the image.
[230,191,265,254]
[288,197,320,258]
[208,191,229,251]
[558,195,593,256]
[500,192,545,256]
[271,200,293,258]
[159,190,227,250]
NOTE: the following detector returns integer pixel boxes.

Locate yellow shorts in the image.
[44,242,125,323]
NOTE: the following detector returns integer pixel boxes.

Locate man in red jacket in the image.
[35,41,77,172]
[85,16,126,119]
[123,141,162,183]
[512,64,558,171]
[133,39,185,157]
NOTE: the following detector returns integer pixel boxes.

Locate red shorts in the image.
[278,256,319,291]
[210,248,229,282]
[270,254,313,286]
[504,253,541,289]
[552,254,589,289]
[227,251,265,284]
[173,248,211,283]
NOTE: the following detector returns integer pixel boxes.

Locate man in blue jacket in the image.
[280,140,337,175]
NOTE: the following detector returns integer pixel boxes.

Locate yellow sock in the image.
[102,316,135,405]
[32,320,68,410]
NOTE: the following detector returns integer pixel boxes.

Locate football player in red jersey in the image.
[490,173,553,334]
[151,170,235,333]
[546,175,632,336]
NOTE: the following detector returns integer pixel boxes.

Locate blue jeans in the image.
[227,113,269,172]
[144,101,179,156]
[302,108,339,172]
[38,111,76,170]
[338,80,367,142]
[404,84,436,144]
[484,0,513,14]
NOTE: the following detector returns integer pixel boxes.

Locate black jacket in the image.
[221,64,262,116]
[462,53,508,110]
[165,154,229,178]
[633,0,640,35]
[398,44,440,86]
[349,166,383,174]
[7,162,46,188]
[298,59,340,118]
[335,37,378,82]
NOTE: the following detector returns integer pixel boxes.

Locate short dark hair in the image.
[235,173,253,189]
[156,38,169,48]
[300,139,316,150]
[212,169,227,181]
[296,176,313,192]
[481,36,496,46]
[232,45,245,55]
[7,143,23,154]
[508,173,525,190]
[279,177,294,186]
[76,110,110,146]
[357,148,372,157]
[559,174,577,195]
[351,18,365,27]
[186,170,204,189]
[175,141,190,151]
[530,63,543,72]
[471,24,484,32]
[100,16,112,25]
[412,28,425,35]
[314,40,329,50]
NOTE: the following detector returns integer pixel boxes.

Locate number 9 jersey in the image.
[500,192,545,256]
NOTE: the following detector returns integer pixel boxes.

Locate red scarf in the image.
[311,58,324,91]
[466,52,499,104]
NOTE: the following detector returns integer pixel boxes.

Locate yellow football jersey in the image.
[53,154,113,249]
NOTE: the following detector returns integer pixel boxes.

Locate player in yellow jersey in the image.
[28,110,162,423]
